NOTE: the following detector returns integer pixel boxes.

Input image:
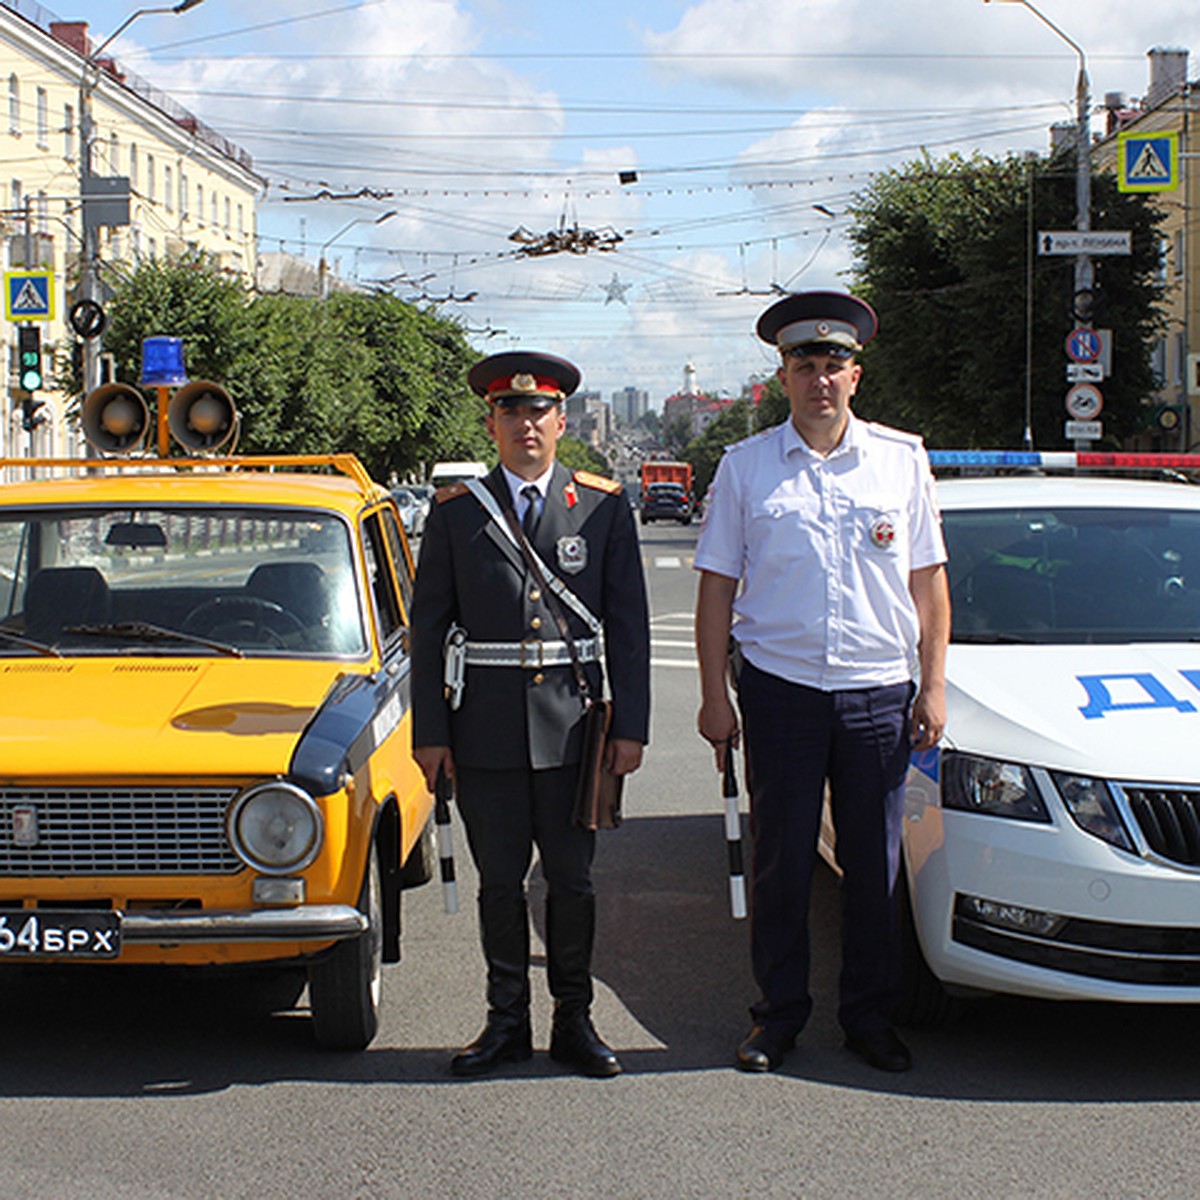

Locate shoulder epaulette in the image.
[435,482,470,504]
[864,421,924,449]
[573,470,621,495]
[725,426,776,454]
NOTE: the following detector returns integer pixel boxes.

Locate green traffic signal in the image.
[17,326,41,392]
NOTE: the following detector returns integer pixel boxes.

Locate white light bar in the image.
[929,451,1200,470]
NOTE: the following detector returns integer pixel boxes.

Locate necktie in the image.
[521,484,541,540]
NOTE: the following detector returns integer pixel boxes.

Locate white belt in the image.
[464,637,600,669]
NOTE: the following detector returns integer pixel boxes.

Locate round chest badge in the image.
[557,535,587,574]
[869,515,896,549]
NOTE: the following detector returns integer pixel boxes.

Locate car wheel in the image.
[640,513,648,526]
[399,812,437,888]
[308,843,383,1050]
[895,870,959,1028]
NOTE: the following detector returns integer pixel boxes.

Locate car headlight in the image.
[1051,773,1134,851]
[228,781,323,874]
[941,753,1050,822]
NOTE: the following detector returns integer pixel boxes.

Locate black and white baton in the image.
[723,740,747,920]
[434,766,458,915]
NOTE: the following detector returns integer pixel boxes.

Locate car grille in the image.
[0,789,242,875]
[1122,785,1200,867]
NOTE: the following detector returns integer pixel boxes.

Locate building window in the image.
[148,237,157,259]
[146,153,154,200]
[36,191,47,234]
[224,196,231,234]
[129,143,138,191]
[8,75,19,136]
[196,183,204,225]
[109,133,119,174]
[11,179,21,213]
[1175,228,1185,278]
[237,204,244,238]
[63,103,74,159]
[180,171,188,217]
[211,192,218,228]
[35,88,47,148]
[164,165,173,211]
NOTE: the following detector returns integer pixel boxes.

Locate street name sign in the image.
[1039,230,1132,255]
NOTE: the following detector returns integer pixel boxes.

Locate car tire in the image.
[308,843,383,1050]
[895,870,959,1028]
[399,812,437,889]
[640,513,648,526]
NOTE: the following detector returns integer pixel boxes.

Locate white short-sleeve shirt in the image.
[694,413,946,691]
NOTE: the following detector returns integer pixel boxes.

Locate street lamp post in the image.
[318,211,397,299]
[78,1,206,398]
[986,0,1094,309]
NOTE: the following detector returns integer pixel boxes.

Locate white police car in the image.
[898,451,1200,1023]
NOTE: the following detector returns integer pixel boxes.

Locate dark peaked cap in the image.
[756,291,878,353]
[468,350,581,406]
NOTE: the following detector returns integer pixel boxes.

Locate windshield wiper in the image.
[0,627,62,657]
[952,632,1038,644]
[64,621,244,658]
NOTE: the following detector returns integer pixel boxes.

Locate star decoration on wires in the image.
[599,273,633,305]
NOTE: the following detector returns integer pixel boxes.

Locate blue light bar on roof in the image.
[928,450,1200,470]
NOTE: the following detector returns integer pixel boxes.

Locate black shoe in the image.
[549,1015,622,1078]
[843,1026,911,1073]
[451,1021,533,1077]
[736,1024,795,1073]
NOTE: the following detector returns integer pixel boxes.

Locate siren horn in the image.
[81,383,150,454]
[167,380,238,453]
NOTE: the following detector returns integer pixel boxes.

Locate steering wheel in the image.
[183,595,306,648]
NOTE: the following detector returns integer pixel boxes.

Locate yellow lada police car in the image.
[0,378,434,1050]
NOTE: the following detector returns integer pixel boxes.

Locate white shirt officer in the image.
[695,410,946,691]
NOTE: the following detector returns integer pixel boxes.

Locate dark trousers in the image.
[737,662,913,1037]
[456,765,597,1025]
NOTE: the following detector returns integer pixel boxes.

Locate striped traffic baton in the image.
[723,739,747,920]
[435,765,459,915]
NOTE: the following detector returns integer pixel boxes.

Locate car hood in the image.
[0,658,354,779]
[946,642,1200,783]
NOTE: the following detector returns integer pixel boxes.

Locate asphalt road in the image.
[2,522,1199,1198]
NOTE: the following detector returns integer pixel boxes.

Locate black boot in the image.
[452,893,533,1077]
[546,893,621,1078]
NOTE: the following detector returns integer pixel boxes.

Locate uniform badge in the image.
[564,480,578,509]
[557,535,587,574]
[868,515,896,549]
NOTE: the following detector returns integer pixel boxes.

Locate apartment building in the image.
[0,0,260,457]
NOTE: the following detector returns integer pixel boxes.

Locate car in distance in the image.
[0,392,435,1052]
[878,451,1200,1024]
[640,481,692,525]
[391,485,427,539]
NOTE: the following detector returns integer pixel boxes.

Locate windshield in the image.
[0,504,366,656]
[946,505,1200,644]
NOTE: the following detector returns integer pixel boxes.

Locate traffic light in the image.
[18,326,42,392]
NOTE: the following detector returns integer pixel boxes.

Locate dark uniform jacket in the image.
[411,462,650,772]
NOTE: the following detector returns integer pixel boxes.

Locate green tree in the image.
[556,435,608,476]
[754,374,789,432]
[96,256,492,477]
[684,400,754,499]
[846,151,1167,448]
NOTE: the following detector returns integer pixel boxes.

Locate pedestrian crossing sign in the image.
[1118,130,1179,193]
[4,269,54,321]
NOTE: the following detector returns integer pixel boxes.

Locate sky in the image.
[69,0,1200,406]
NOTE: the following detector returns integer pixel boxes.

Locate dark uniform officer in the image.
[411,350,650,1078]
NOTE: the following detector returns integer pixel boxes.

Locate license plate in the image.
[0,910,120,958]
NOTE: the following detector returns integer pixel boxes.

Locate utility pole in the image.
[76,2,206,397]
